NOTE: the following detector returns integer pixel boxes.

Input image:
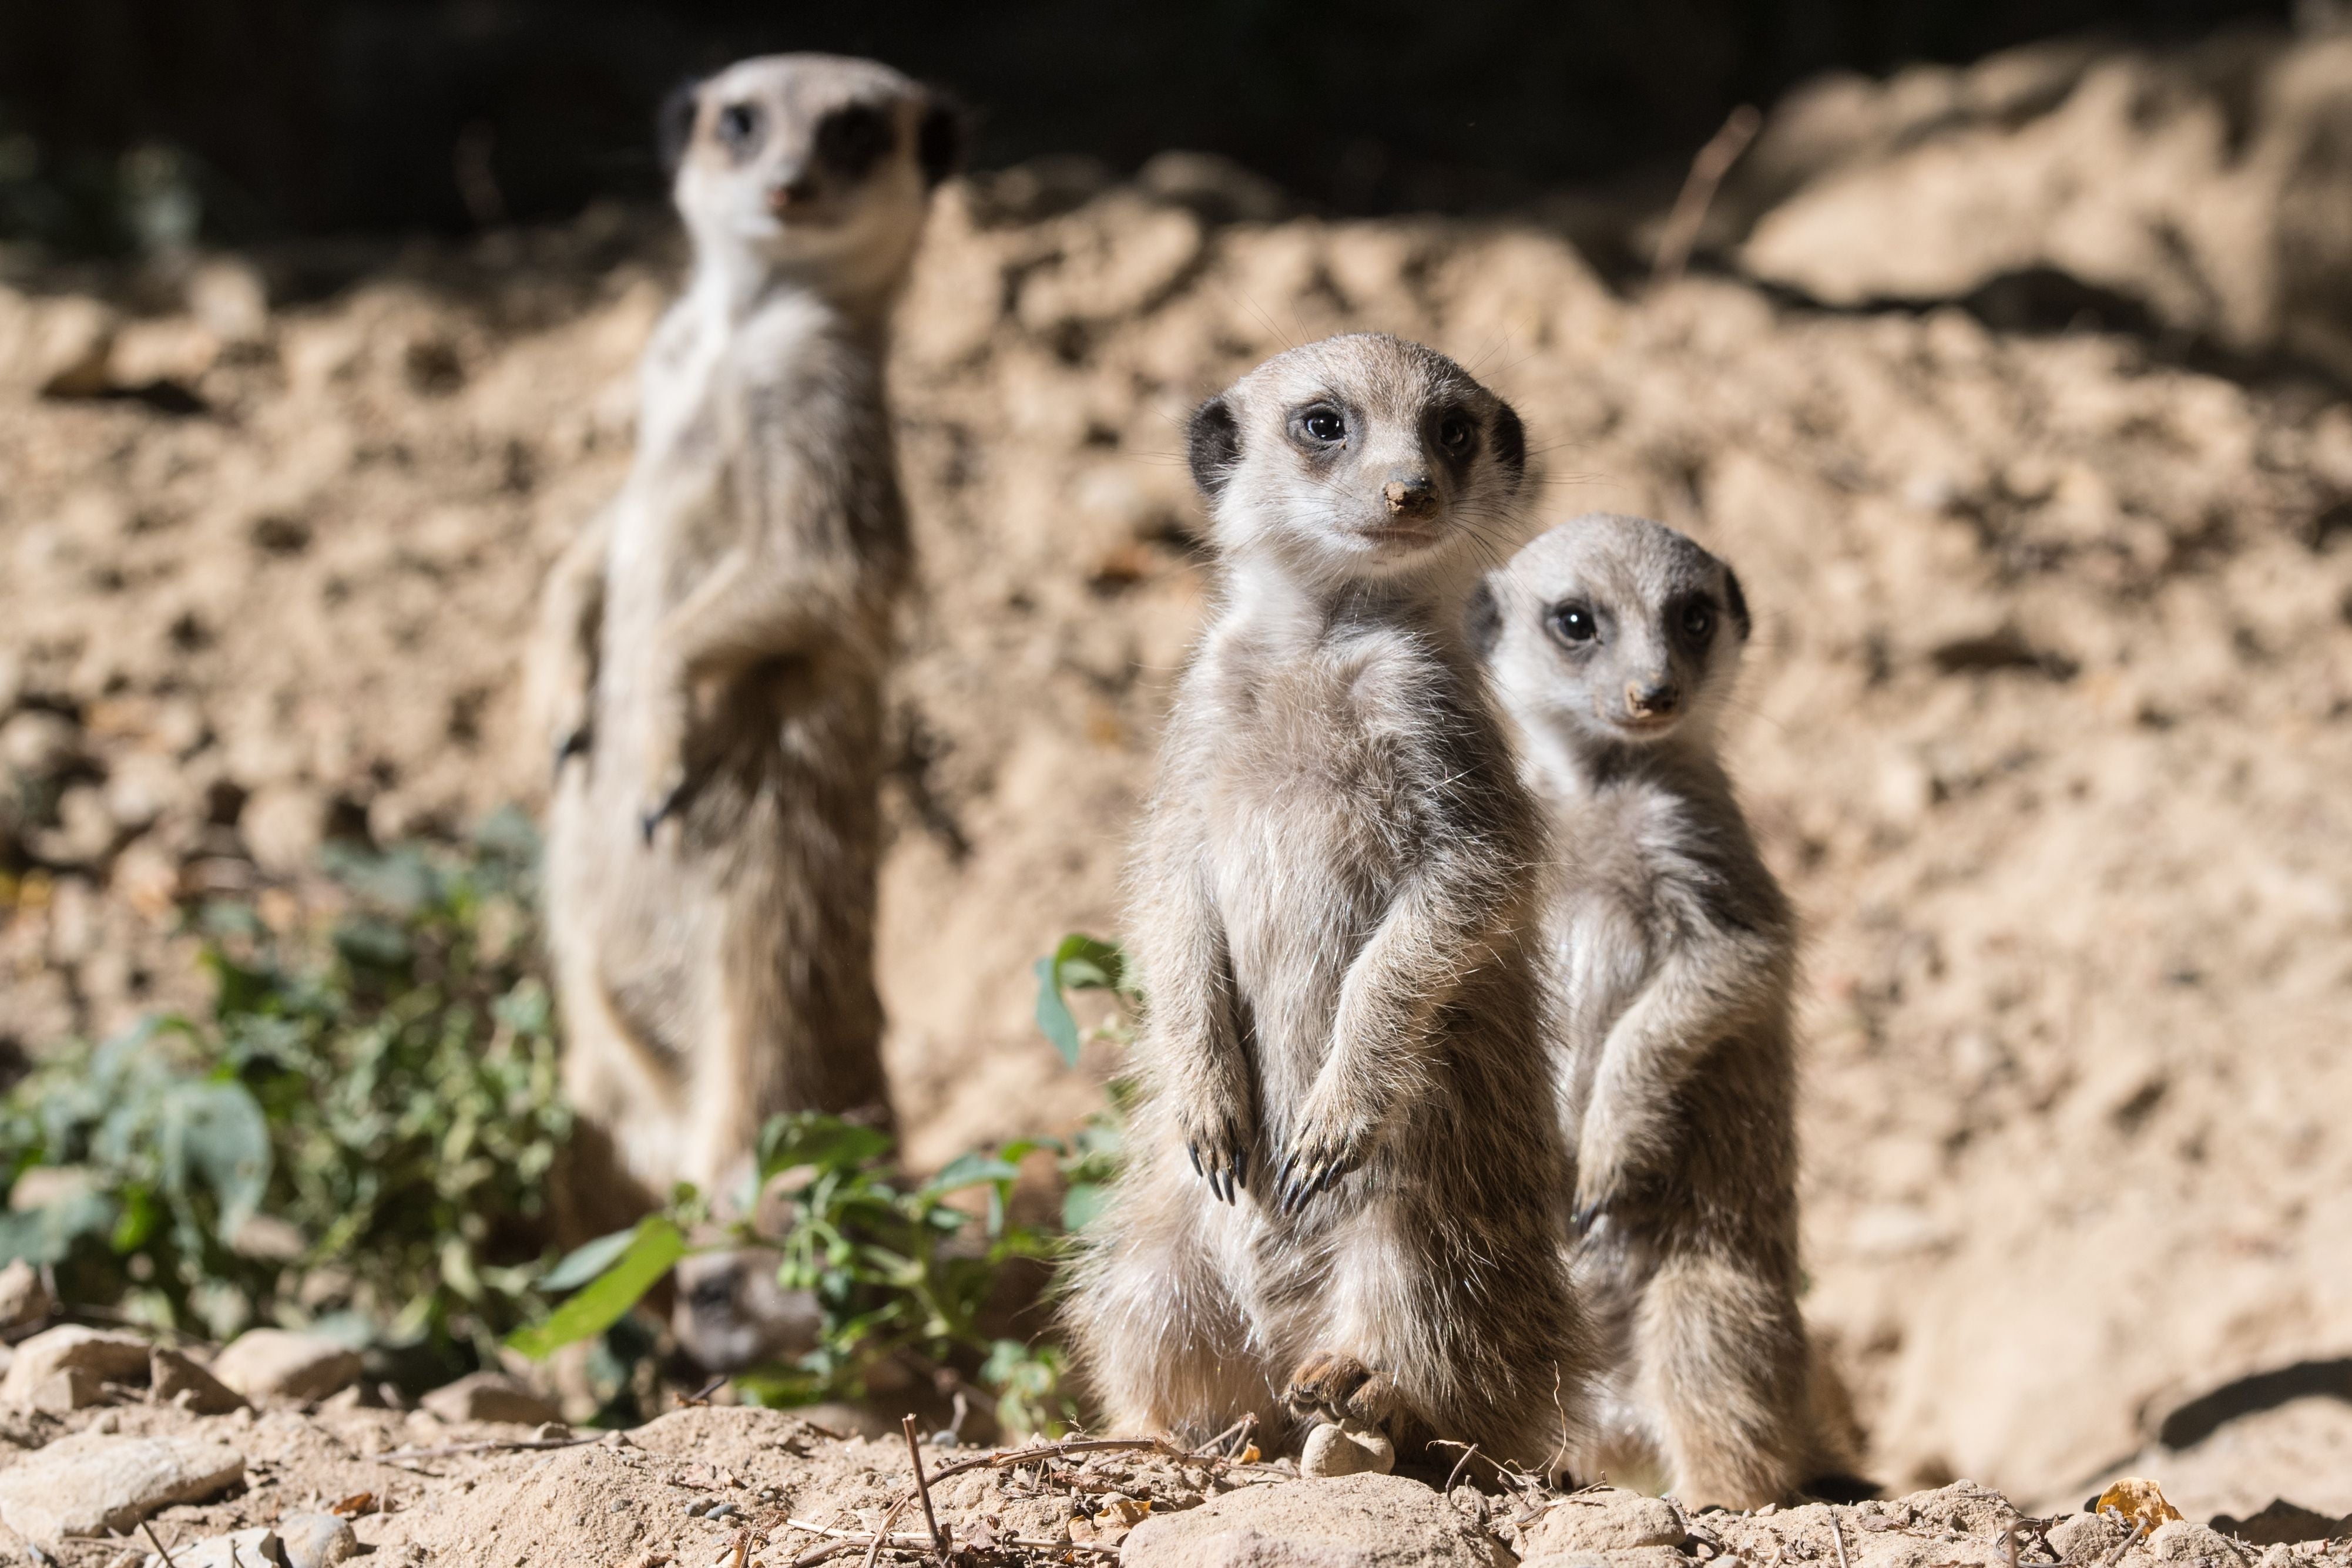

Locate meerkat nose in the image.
[1383,478,1437,518]
[1627,679,1680,716]
[766,175,818,214]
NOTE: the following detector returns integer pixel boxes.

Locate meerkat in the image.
[528,55,959,1361]
[1472,513,1831,1507]
[1064,334,1595,1475]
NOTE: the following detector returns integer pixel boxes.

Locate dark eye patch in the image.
[1548,602,1599,647]
[1432,408,1478,466]
[1297,405,1347,445]
[1673,593,1716,648]
[714,101,766,162]
[815,103,895,179]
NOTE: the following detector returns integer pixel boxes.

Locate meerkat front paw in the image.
[1176,1089,1253,1204]
[638,697,693,844]
[1571,1104,1646,1235]
[1273,1086,1381,1218]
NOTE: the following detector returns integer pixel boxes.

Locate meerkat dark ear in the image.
[1722,566,1752,639]
[917,90,967,188]
[1491,399,1527,491]
[657,76,704,180]
[1188,395,1242,499]
[1464,579,1503,658]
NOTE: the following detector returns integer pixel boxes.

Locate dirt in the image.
[3,25,2352,1523]
[0,1398,2344,1568]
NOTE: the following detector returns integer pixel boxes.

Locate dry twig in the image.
[140,1522,182,1568]
[1830,1511,1852,1568]
[1651,103,1764,288]
[901,1414,949,1563]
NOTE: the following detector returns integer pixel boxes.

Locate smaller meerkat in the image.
[527,55,958,1365]
[1474,513,1830,1508]
[1066,334,1594,1475]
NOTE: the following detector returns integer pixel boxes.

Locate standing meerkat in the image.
[529,55,959,1353]
[1066,334,1594,1475]
[1474,513,1830,1507]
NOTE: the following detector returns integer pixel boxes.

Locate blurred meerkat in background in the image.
[1066,333,1595,1476]
[527,53,959,1367]
[1477,513,1858,1506]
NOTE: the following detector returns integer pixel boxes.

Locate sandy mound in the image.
[5,36,2352,1504]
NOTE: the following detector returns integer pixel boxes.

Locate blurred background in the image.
[1,0,2350,1540]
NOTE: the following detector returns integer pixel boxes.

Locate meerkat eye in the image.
[1549,603,1598,646]
[815,103,894,178]
[715,102,764,155]
[1435,413,1475,456]
[1679,599,1716,644]
[1298,407,1347,445]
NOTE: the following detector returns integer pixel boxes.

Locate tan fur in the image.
[1477,513,1840,1506]
[529,56,955,1347]
[1065,335,1596,1473]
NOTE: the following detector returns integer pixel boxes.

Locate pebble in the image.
[276,1512,361,1568]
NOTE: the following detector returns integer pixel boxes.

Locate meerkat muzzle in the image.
[1625,679,1681,717]
[766,176,819,215]
[1384,479,1437,519]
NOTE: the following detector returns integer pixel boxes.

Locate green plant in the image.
[0,808,571,1375]
[512,931,1143,1434]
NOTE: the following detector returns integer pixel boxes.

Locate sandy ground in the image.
[3,31,2352,1513]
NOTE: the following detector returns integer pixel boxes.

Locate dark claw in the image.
[641,777,691,844]
[1187,1143,1203,1178]
[552,725,591,778]
[1571,1202,1603,1236]
[1233,1147,1249,1192]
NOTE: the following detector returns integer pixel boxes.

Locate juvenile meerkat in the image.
[1474,513,1824,1507]
[1066,334,1593,1473]
[529,56,958,1353]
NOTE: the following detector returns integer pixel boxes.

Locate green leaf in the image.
[1061,1181,1112,1233]
[756,1113,893,1183]
[505,1215,687,1361]
[1033,956,1083,1067]
[1052,934,1126,992]
[922,1152,1021,1198]
[540,1225,639,1292]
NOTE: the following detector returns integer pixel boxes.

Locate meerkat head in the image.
[1186,334,1530,596]
[1474,513,1752,757]
[660,54,961,297]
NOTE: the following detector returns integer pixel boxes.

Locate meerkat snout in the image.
[1383,477,1437,518]
[1626,676,1680,717]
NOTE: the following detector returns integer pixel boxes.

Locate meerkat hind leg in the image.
[1638,1250,1808,1509]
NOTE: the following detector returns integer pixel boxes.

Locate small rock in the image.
[0,1431,243,1546]
[1122,1472,1509,1567]
[210,1328,363,1403]
[0,709,80,778]
[419,1369,562,1426]
[25,296,120,398]
[142,1526,288,1568]
[1,1325,151,1408]
[31,1365,106,1413]
[151,1347,250,1415]
[1300,1419,1397,1479]
[2149,1520,2259,1563]
[276,1512,361,1568]
[0,1258,51,1332]
[1522,1490,1687,1556]
[2050,1514,2131,1563]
